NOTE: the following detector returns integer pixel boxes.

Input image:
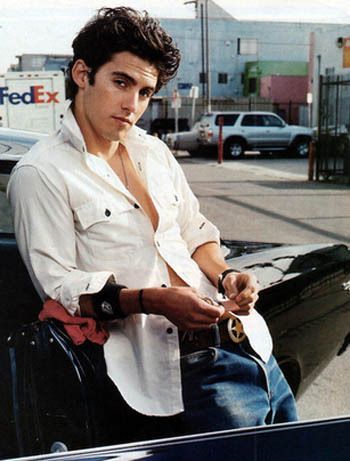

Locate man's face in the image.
[77,51,159,145]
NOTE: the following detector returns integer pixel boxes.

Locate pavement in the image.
[177,153,350,246]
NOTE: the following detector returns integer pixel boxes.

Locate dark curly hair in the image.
[67,7,181,99]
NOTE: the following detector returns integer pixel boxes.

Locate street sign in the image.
[178,82,192,90]
[189,85,199,99]
[171,89,182,109]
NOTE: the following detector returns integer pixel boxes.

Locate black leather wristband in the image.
[218,269,241,295]
[138,289,148,315]
[92,282,127,321]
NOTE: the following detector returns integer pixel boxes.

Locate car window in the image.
[214,114,239,126]
[263,115,284,127]
[241,114,264,127]
[199,115,214,126]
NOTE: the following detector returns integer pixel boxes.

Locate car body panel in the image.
[163,122,201,152]
[6,417,350,461]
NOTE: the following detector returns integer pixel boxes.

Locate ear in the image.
[71,59,91,90]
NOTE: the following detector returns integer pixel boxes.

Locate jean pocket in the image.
[180,347,217,375]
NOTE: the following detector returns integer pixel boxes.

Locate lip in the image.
[112,116,132,126]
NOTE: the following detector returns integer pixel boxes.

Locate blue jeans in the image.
[179,342,298,434]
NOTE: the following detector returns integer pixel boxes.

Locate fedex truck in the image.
[0,71,66,134]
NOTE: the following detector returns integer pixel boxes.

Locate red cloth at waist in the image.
[38,299,109,346]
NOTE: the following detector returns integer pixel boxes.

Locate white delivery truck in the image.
[0,71,66,134]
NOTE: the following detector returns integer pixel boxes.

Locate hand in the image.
[220,271,259,316]
[144,286,225,330]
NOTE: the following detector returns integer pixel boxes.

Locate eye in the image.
[114,79,127,88]
[140,88,153,99]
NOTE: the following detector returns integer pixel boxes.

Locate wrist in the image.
[138,287,163,315]
[92,282,127,320]
[217,268,240,295]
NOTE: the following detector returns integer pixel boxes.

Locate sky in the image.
[1,0,350,73]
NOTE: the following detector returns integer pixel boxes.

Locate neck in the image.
[72,98,119,160]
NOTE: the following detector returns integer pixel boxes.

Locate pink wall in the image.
[260,75,308,103]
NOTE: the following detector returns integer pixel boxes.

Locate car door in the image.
[262,114,291,148]
[240,114,268,147]
[177,122,201,151]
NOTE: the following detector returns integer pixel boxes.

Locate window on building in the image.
[248,78,257,94]
[325,67,335,76]
[199,72,207,83]
[237,38,258,55]
[30,56,46,70]
[218,73,228,84]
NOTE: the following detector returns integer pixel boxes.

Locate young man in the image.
[8,7,297,445]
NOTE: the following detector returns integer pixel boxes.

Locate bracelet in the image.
[139,289,148,315]
[92,282,127,321]
[218,268,241,295]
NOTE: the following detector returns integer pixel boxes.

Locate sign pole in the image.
[171,89,181,133]
[189,86,199,126]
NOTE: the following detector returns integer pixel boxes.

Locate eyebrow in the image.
[111,71,156,93]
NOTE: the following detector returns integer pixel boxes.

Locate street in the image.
[179,153,350,422]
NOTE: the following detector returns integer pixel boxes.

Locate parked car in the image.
[1,225,350,458]
[163,121,201,155]
[198,111,314,159]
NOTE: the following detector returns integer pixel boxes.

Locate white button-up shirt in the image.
[8,108,272,415]
[7,107,224,416]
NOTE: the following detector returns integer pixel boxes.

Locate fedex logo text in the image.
[0,85,60,105]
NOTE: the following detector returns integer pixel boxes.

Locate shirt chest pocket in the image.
[73,199,138,257]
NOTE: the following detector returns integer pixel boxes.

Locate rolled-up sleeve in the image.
[7,165,116,316]
[165,149,220,255]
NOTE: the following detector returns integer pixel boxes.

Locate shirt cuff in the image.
[59,270,117,316]
[186,218,221,255]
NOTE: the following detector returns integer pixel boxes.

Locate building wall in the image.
[260,75,308,103]
[159,18,314,99]
[159,18,350,127]
[311,25,350,124]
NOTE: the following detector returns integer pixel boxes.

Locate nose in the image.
[121,90,139,114]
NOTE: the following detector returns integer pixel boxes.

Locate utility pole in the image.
[204,0,211,113]
[184,0,210,112]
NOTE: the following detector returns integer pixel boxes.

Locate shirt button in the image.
[134,203,140,209]
[156,240,160,247]
[167,327,173,335]
[105,209,111,217]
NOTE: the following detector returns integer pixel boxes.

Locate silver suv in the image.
[198,111,313,158]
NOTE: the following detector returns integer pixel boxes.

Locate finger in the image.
[223,276,239,297]
[221,299,244,314]
[198,298,225,318]
[235,285,258,304]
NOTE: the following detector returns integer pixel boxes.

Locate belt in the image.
[179,314,247,356]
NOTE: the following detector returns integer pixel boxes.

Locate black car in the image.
[1,129,350,459]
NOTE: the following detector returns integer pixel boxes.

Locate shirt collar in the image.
[60,101,148,155]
